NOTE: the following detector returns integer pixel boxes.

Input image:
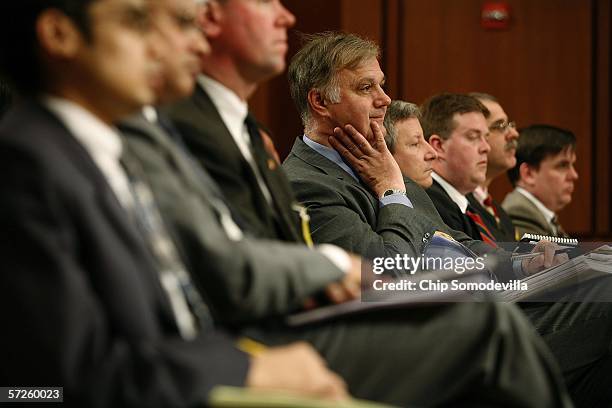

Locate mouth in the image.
[370,113,385,122]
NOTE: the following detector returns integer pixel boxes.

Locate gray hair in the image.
[288,31,379,133]
[383,100,421,153]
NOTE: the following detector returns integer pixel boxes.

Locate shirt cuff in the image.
[511,257,527,278]
[316,244,352,274]
[379,193,413,208]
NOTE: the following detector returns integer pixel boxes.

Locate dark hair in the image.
[468,92,498,103]
[0,0,95,94]
[420,93,490,141]
[507,124,577,186]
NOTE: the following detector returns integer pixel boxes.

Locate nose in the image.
[507,126,519,141]
[190,28,210,58]
[375,87,391,108]
[480,136,491,154]
[569,165,579,181]
[424,140,438,161]
[278,1,296,27]
[147,28,164,62]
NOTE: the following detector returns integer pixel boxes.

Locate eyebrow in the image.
[354,75,386,86]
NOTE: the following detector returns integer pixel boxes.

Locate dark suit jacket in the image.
[427,180,482,241]
[466,192,517,242]
[163,86,303,243]
[0,102,247,407]
[283,136,499,262]
[119,114,344,326]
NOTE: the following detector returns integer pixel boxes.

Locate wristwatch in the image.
[381,189,406,198]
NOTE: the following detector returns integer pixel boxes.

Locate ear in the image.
[307,88,329,119]
[428,134,446,157]
[36,9,82,59]
[198,0,224,38]
[518,162,537,186]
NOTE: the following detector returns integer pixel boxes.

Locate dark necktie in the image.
[550,216,568,238]
[120,144,213,338]
[244,114,311,245]
[466,205,498,247]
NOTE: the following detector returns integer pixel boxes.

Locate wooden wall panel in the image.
[594,0,611,237]
[394,0,594,234]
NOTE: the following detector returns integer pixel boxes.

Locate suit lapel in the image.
[510,190,553,234]
[31,105,179,325]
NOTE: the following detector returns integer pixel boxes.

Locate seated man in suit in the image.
[468,92,518,242]
[117,6,573,406]
[0,0,352,404]
[422,93,498,246]
[164,0,305,243]
[502,125,578,238]
[417,93,612,407]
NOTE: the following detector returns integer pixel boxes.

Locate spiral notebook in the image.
[519,233,578,246]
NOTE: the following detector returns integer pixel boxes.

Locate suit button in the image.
[422,237,429,243]
[424,232,431,238]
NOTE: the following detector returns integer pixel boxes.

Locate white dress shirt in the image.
[472,185,488,206]
[42,95,134,209]
[197,75,273,204]
[432,172,469,213]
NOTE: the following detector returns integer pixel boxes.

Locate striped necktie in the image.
[466,205,498,247]
[120,143,214,338]
[482,194,501,226]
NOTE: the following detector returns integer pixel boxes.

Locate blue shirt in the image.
[302,135,413,208]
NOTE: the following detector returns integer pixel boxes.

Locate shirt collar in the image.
[515,187,556,224]
[41,95,123,162]
[432,172,469,213]
[472,185,488,205]
[302,135,358,181]
[197,74,248,140]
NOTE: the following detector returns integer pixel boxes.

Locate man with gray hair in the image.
[383,100,437,189]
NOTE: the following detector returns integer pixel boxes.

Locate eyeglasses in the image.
[489,120,516,133]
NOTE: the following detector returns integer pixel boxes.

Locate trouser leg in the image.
[264,302,570,407]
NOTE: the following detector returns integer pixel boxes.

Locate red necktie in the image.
[466,207,498,247]
[482,195,501,225]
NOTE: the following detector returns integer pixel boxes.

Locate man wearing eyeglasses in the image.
[467,92,519,242]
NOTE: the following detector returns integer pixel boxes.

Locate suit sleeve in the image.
[285,170,439,261]
[0,145,249,407]
[123,133,345,325]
